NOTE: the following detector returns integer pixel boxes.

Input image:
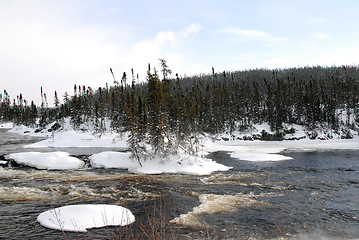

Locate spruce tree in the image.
[147,68,166,157]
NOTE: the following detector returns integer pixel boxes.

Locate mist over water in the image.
[1,129,359,239]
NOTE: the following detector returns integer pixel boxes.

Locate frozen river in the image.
[1,128,359,239]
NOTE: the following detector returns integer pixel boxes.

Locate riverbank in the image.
[3,120,359,174]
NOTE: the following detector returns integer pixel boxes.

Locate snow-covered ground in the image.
[9,120,128,148]
[0,122,13,129]
[37,204,135,232]
[4,120,359,174]
[6,120,232,175]
[89,151,231,175]
[204,123,359,162]
[203,136,359,162]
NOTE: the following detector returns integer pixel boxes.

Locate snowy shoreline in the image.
[2,120,359,174]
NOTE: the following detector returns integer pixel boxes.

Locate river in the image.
[0,128,359,239]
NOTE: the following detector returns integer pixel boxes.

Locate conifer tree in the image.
[125,103,145,167]
[147,68,166,157]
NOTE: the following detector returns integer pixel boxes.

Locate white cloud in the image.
[219,27,287,46]
[118,24,203,79]
[0,1,129,105]
[0,1,203,104]
[180,24,203,38]
[0,19,124,104]
[221,27,271,39]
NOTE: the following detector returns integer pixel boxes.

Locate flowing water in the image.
[0,128,359,239]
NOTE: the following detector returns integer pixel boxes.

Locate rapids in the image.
[1,128,359,239]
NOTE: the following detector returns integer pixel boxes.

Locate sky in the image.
[1,0,359,106]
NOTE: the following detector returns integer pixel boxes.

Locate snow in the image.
[37,204,135,232]
[204,123,359,162]
[5,119,359,173]
[0,122,13,128]
[130,154,231,175]
[90,151,138,169]
[203,136,359,162]
[5,152,85,170]
[24,130,127,148]
[203,138,294,162]
[9,124,52,137]
[90,151,231,175]
[9,119,127,148]
[6,120,231,175]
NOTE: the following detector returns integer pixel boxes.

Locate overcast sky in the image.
[1,0,359,105]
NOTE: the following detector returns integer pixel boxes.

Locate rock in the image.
[48,122,62,132]
[35,128,43,133]
[260,130,284,141]
[284,127,296,134]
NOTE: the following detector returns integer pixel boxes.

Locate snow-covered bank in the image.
[132,154,231,175]
[24,130,127,148]
[204,123,359,162]
[0,122,13,129]
[90,151,231,175]
[5,120,359,174]
[37,204,135,232]
[5,152,84,170]
[6,120,232,175]
[204,137,359,162]
[89,151,136,168]
[9,120,127,149]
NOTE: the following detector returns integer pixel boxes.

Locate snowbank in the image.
[0,122,13,129]
[24,130,127,148]
[90,151,232,175]
[132,154,231,175]
[9,124,52,137]
[5,152,84,170]
[8,119,127,149]
[203,138,293,162]
[203,123,359,162]
[90,151,138,168]
[203,136,359,162]
[37,204,135,232]
[7,120,359,173]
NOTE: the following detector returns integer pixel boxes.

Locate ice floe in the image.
[37,204,135,232]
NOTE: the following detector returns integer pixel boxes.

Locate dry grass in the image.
[59,198,182,240]
[113,198,177,240]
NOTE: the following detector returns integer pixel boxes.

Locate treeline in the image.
[0,90,38,125]
[1,63,359,149]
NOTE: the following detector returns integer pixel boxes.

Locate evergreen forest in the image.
[1,61,359,161]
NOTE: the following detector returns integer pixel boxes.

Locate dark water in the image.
[0,128,359,239]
